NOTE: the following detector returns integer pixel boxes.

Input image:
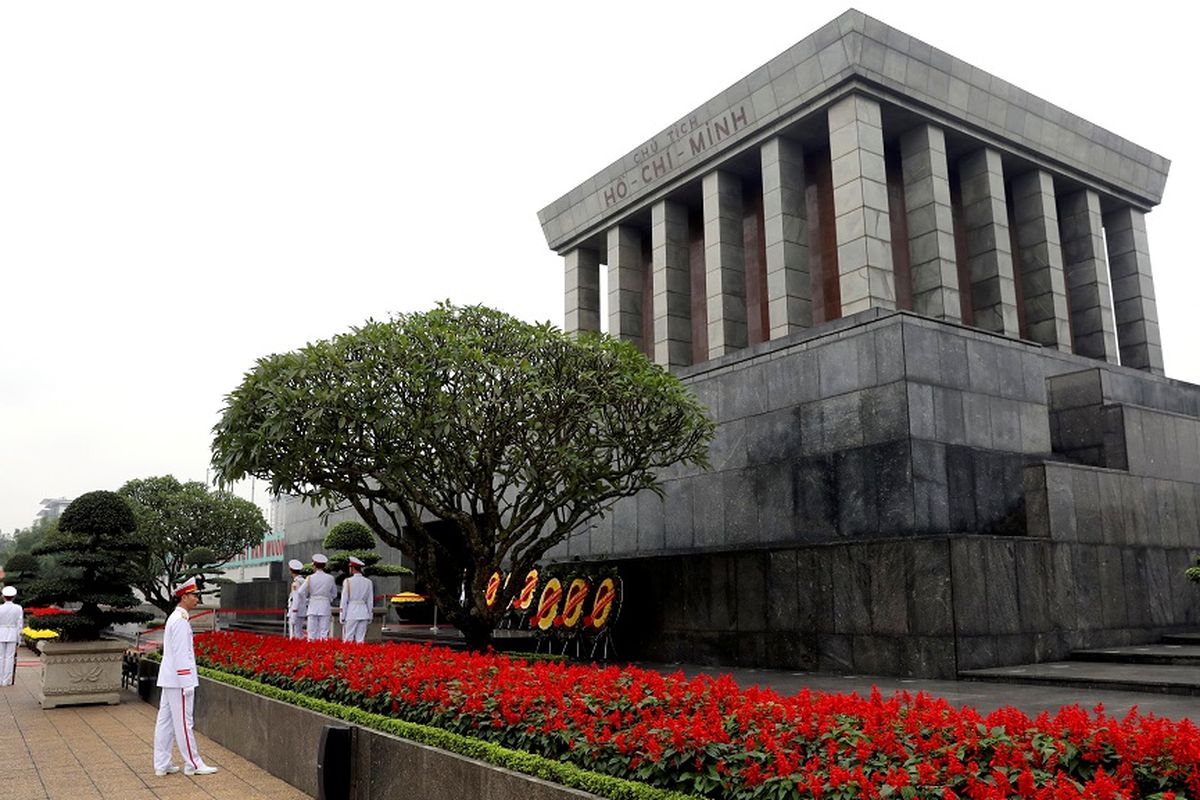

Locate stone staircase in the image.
[961,635,1200,696]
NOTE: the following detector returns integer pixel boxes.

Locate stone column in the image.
[1103,206,1164,374]
[651,199,692,368]
[828,94,894,315]
[1011,170,1071,351]
[900,123,960,321]
[761,136,810,337]
[607,225,644,351]
[564,247,600,334]
[702,170,747,358]
[958,148,1019,336]
[1058,189,1118,363]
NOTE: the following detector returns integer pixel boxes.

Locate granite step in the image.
[226,618,286,636]
[1161,632,1200,646]
[960,660,1200,696]
[1070,644,1200,666]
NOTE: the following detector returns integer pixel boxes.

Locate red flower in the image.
[189,631,1200,800]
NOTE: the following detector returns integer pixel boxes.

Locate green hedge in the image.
[156,654,700,800]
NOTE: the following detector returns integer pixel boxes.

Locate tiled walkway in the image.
[0,647,311,800]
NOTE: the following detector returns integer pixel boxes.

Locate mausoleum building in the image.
[539,10,1198,678]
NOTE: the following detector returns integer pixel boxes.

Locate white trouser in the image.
[154,686,209,772]
[287,612,306,640]
[306,613,331,641]
[0,641,15,686]
[341,619,367,643]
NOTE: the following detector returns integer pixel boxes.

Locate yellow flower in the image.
[22,626,59,640]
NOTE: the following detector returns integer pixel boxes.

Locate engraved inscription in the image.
[601,104,755,209]
[687,106,751,156]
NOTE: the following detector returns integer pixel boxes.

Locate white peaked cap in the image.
[311,553,328,564]
[173,577,199,597]
[348,556,365,567]
[1,586,15,598]
[288,559,304,571]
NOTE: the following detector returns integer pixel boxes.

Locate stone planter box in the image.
[37,639,127,709]
[185,673,599,800]
[137,656,162,705]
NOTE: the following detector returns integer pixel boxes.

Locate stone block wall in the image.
[1049,367,1200,475]
[222,579,289,613]
[612,539,957,677]
[548,309,1059,563]
[606,532,1144,678]
[548,309,1200,677]
[1023,461,1200,640]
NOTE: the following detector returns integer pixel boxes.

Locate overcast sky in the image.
[1,1,1196,536]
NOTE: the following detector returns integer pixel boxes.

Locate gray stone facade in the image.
[539,11,1167,254]
[532,11,1190,679]
[545,10,1167,378]
[544,312,1200,677]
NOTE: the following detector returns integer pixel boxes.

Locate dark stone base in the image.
[598,534,1198,679]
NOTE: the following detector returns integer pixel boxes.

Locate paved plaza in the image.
[0,647,311,800]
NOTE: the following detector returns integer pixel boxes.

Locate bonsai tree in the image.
[28,491,153,640]
[322,520,410,581]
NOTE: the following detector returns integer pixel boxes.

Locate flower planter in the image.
[37,639,128,709]
[191,674,603,800]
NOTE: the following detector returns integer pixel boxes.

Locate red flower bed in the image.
[194,631,1199,799]
[25,606,76,617]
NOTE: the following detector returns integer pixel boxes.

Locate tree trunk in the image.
[457,616,494,651]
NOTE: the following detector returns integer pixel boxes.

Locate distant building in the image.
[36,497,71,520]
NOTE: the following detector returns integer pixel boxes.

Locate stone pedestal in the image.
[37,639,127,709]
[331,608,386,643]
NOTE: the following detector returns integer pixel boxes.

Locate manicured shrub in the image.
[324,521,376,552]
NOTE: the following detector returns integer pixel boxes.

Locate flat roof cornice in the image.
[538,9,1170,254]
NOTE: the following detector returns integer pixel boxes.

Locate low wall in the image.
[189,673,601,800]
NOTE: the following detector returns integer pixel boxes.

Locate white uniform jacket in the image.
[339,574,374,623]
[300,571,337,616]
[287,575,308,616]
[0,601,23,643]
[156,606,198,689]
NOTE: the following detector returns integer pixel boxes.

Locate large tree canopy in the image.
[211,303,714,647]
[119,475,270,614]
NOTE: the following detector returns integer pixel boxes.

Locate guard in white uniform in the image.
[153,578,218,776]
[0,586,23,686]
[298,553,337,641]
[339,557,374,643]
[285,559,307,640]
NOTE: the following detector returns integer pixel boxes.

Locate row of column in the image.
[564,93,1164,375]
